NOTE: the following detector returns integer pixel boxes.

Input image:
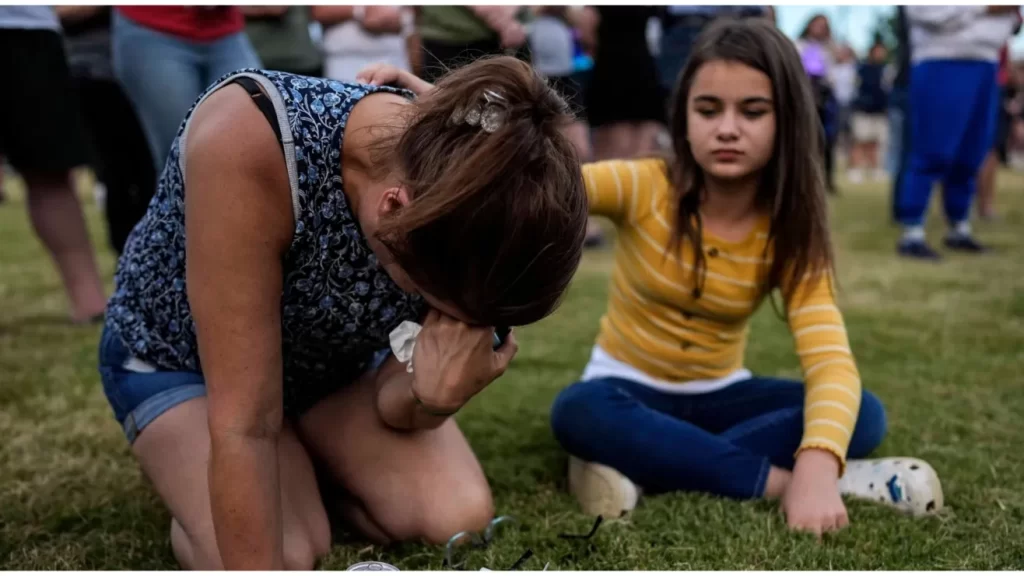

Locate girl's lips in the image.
[711,149,743,161]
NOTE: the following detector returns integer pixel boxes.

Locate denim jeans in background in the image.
[656,22,705,94]
[550,376,888,500]
[112,10,262,173]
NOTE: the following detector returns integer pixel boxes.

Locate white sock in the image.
[952,220,971,237]
[902,226,925,242]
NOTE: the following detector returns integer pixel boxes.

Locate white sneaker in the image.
[567,456,640,519]
[838,457,944,516]
[848,169,865,184]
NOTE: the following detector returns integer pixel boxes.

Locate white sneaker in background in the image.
[568,456,640,519]
[838,457,944,517]
[848,169,865,184]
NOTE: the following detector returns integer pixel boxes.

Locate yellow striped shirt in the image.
[584,158,862,466]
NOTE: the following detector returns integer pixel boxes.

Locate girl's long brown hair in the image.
[666,18,835,309]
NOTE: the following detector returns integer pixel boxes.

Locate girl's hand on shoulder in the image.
[408,310,518,414]
[355,64,435,96]
[781,448,849,537]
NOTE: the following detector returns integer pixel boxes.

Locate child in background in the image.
[549,19,943,535]
[848,42,892,183]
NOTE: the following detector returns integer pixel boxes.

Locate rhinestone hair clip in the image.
[450,89,509,133]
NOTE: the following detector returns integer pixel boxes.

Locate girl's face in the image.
[808,16,829,41]
[686,60,776,183]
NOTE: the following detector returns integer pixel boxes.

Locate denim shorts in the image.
[98,324,207,444]
[98,324,392,444]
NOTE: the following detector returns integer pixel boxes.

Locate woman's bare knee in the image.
[416,479,495,545]
[170,518,222,570]
[305,506,333,563]
[282,529,322,571]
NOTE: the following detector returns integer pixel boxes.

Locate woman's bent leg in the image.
[132,397,331,569]
[298,370,494,545]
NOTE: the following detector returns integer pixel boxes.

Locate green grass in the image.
[2,171,1024,570]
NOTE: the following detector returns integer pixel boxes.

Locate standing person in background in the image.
[895,5,1019,259]
[0,6,107,323]
[796,14,838,193]
[888,6,911,222]
[848,42,891,184]
[528,6,603,247]
[58,6,157,255]
[416,6,531,84]
[656,6,770,100]
[587,6,666,160]
[975,12,1022,221]
[314,6,413,83]
[244,6,322,77]
[112,6,262,174]
[830,45,858,164]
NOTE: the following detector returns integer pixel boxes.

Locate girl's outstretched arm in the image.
[356,64,436,97]
[580,158,664,224]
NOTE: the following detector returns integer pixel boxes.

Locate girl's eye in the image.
[696,108,717,117]
[743,109,769,119]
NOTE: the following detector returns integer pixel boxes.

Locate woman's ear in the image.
[377,185,412,218]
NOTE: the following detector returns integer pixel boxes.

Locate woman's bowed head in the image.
[362,56,589,329]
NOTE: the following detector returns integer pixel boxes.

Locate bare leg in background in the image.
[23,171,107,322]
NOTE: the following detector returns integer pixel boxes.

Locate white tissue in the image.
[389,320,422,373]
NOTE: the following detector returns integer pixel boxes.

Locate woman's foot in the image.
[838,457,943,516]
[567,456,640,518]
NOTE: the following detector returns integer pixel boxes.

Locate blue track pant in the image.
[895,60,999,227]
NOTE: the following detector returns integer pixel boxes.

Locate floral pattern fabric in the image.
[105,69,426,413]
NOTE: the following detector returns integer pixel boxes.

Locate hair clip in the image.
[449,89,508,133]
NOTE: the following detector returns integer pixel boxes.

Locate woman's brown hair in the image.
[666,18,834,307]
[375,56,588,326]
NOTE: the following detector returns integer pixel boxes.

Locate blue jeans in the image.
[896,60,999,227]
[550,376,888,500]
[656,22,704,93]
[112,11,261,173]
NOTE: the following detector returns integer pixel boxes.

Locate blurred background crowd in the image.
[1,5,1022,322]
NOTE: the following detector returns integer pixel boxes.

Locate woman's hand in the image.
[361,6,405,34]
[781,449,849,537]
[408,310,518,414]
[498,21,527,50]
[355,63,436,96]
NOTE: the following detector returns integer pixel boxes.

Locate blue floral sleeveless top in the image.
[105,69,427,412]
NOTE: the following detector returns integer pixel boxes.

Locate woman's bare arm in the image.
[184,85,295,570]
[53,6,102,24]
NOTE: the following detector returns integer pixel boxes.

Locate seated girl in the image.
[99,57,588,569]
[547,18,943,535]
